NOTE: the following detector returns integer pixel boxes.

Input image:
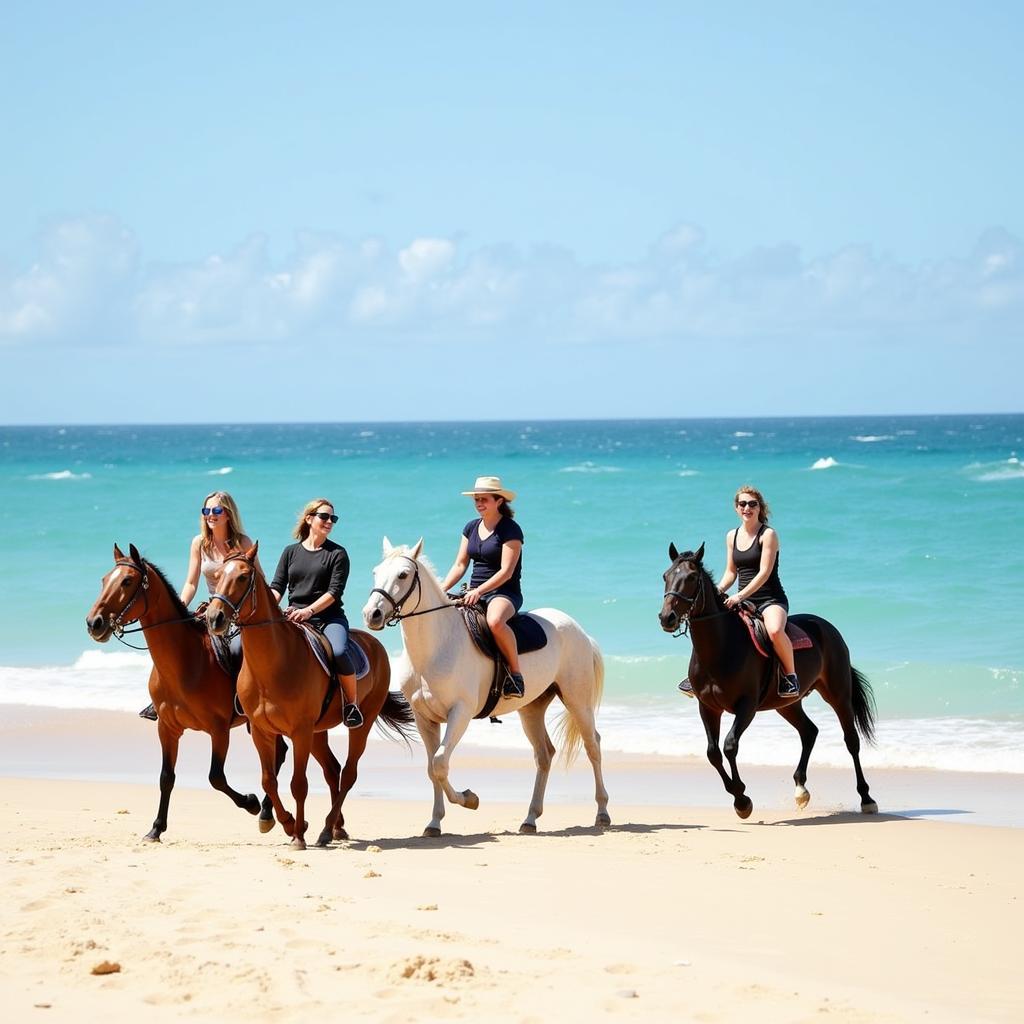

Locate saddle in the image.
[459,606,548,721]
[737,602,813,659]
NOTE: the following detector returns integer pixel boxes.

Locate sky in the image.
[1,1,1021,423]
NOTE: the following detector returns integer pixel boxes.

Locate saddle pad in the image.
[739,609,813,659]
[509,614,548,654]
[462,608,548,660]
[299,624,371,680]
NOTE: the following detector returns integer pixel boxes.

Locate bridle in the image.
[662,561,729,638]
[369,556,460,627]
[105,558,195,649]
[207,551,262,627]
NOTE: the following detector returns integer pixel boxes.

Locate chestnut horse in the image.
[86,543,285,841]
[660,543,878,818]
[205,543,415,850]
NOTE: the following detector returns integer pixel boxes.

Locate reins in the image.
[371,556,462,627]
[663,563,733,638]
[108,558,203,650]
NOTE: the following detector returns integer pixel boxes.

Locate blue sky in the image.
[1,1,1021,422]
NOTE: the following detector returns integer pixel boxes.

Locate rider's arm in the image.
[179,535,202,605]
[716,531,737,595]
[734,528,779,602]
[440,535,471,592]
[269,546,291,604]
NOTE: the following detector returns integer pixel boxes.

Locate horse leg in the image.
[206,726,261,815]
[288,728,314,850]
[258,736,288,833]
[721,697,757,819]
[556,684,611,829]
[311,731,342,847]
[776,702,819,809]
[431,701,479,814]
[823,694,878,814]
[251,728,296,839]
[698,701,756,818]
[516,691,557,834]
[332,719,370,842]
[144,720,181,842]
[413,715,447,838]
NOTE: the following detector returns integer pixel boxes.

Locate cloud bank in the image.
[1,216,1021,349]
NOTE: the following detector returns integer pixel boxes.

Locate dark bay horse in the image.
[86,543,284,841]
[205,543,415,850]
[660,543,878,818]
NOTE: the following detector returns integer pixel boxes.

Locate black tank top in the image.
[733,524,787,604]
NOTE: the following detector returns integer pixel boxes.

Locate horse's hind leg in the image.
[822,692,877,814]
[207,726,261,816]
[776,702,819,809]
[145,721,181,842]
[332,721,369,842]
[259,736,288,833]
[516,689,558,834]
[310,731,342,847]
[557,686,610,828]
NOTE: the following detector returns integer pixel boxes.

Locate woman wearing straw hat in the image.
[440,476,526,698]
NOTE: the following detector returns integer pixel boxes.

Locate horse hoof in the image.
[315,829,333,847]
[861,800,879,815]
[794,786,810,809]
[333,827,349,842]
[244,794,261,815]
[519,822,537,835]
[142,832,161,844]
[422,827,442,838]
[595,812,611,828]
[291,836,307,851]
[258,817,276,834]
[462,789,480,811]
[735,797,753,819]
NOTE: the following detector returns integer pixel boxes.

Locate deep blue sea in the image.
[2,416,1021,773]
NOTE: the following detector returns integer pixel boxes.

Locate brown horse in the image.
[86,543,286,841]
[660,543,878,818]
[205,542,415,849]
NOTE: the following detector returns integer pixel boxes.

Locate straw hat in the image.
[461,476,516,501]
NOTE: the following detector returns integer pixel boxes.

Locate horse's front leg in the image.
[721,696,757,819]
[207,725,261,816]
[776,701,819,809]
[413,714,446,838]
[310,731,342,847]
[258,735,288,833]
[144,718,181,842]
[251,727,296,840]
[288,727,314,850]
[432,700,478,813]
[698,701,752,816]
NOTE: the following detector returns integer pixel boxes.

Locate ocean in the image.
[2,416,1022,774]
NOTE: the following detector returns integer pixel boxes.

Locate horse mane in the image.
[142,560,205,632]
[385,546,442,586]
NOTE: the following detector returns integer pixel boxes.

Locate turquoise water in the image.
[2,416,1022,772]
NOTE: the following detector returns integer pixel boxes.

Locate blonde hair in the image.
[734,484,771,525]
[199,491,247,553]
[293,497,335,541]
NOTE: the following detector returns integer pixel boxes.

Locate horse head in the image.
[86,543,149,642]
[206,542,260,635]
[659,541,709,632]
[363,536,426,630]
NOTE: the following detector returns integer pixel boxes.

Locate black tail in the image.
[374,690,417,746]
[851,666,877,744]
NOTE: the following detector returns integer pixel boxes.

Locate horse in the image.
[659,542,878,818]
[361,538,610,837]
[86,543,285,841]
[205,542,415,850]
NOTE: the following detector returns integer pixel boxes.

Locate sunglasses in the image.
[736,500,760,509]
[312,512,339,523]
[201,506,226,516]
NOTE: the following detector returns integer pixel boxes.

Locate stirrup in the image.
[502,672,525,699]
[343,703,364,729]
[778,673,800,697]
[677,678,695,698]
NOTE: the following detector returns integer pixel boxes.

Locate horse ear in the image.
[668,542,679,562]
[113,543,125,561]
[410,537,424,560]
[382,536,394,556]
[129,543,142,564]
[246,540,259,559]
[695,542,705,562]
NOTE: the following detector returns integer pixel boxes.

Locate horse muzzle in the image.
[86,613,113,642]
[362,602,386,631]
[659,608,680,633]
[205,604,230,635]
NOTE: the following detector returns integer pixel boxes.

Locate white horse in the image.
[362,538,610,837]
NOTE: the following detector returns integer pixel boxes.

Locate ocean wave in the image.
[732,431,753,438]
[809,457,839,470]
[967,456,1024,483]
[29,469,92,481]
[676,469,699,477]
[851,435,894,443]
[206,466,233,475]
[558,462,624,474]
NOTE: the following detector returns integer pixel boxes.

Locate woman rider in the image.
[270,498,363,728]
[440,476,526,699]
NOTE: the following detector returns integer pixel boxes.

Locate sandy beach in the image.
[1,706,1022,1023]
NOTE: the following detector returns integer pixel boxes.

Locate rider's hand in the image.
[724,595,739,610]
[463,588,481,607]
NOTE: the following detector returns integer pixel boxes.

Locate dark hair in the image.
[496,496,515,519]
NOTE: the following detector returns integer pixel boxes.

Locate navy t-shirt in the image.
[463,516,524,599]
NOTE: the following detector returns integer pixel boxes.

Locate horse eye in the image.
[398,571,408,580]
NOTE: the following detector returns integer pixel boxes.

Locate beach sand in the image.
[1,706,1021,1022]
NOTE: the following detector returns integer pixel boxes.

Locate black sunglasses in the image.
[736,500,760,509]
[312,512,339,523]
[201,506,226,516]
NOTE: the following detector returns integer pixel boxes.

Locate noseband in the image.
[110,558,151,635]
[369,556,458,627]
[663,564,707,638]
[208,552,259,626]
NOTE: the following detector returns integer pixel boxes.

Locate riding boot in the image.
[138,702,158,721]
[339,672,363,728]
[502,671,525,699]
[778,672,800,697]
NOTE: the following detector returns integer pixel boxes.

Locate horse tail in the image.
[557,637,604,768]
[850,666,877,745]
[374,690,417,747]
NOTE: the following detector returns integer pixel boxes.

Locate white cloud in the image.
[1,218,1021,349]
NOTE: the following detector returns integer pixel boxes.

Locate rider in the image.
[270,498,363,728]
[440,476,526,699]
[139,490,259,721]
[716,485,800,697]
